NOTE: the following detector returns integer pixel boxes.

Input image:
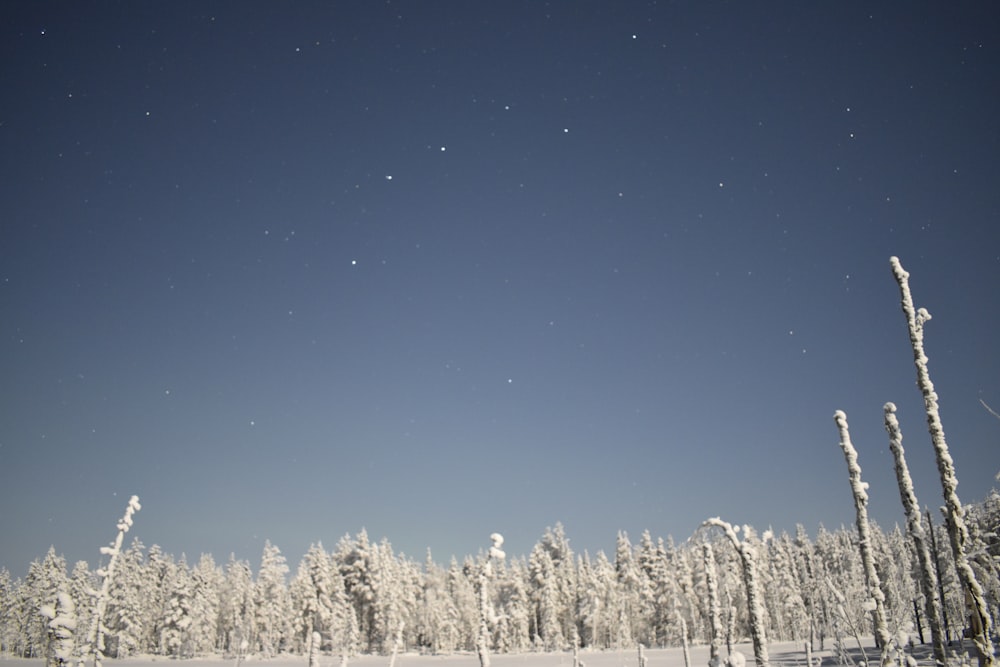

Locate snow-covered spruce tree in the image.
[884,402,947,665]
[220,556,256,658]
[890,256,995,667]
[103,539,146,657]
[255,540,291,657]
[703,542,722,666]
[477,533,505,667]
[41,587,77,667]
[291,543,335,651]
[833,411,893,667]
[613,531,642,649]
[188,554,223,654]
[701,518,768,667]
[24,548,69,659]
[80,494,140,667]
[160,555,194,658]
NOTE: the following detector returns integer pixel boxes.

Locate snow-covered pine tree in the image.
[890,256,995,667]
[1,567,19,655]
[220,556,256,658]
[701,518,769,667]
[529,541,564,650]
[650,538,675,647]
[613,532,641,649]
[189,554,223,654]
[291,543,334,651]
[494,555,530,653]
[413,551,449,655]
[884,402,946,665]
[139,545,174,654]
[41,586,77,667]
[335,530,378,652]
[769,533,808,642]
[446,557,478,651]
[80,494,140,667]
[24,548,69,659]
[103,539,145,657]
[834,410,893,667]
[254,541,291,657]
[160,555,194,658]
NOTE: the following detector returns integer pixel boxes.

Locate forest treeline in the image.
[3,495,999,661]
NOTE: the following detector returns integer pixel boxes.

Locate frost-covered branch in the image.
[701,518,768,667]
[80,495,141,667]
[979,399,1000,421]
[890,257,995,667]
[833,411,893,667]
[884,402,946,665]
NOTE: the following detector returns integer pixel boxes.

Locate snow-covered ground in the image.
[5,638,948,667]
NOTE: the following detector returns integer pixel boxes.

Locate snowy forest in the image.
[3,500,1000,663]
[3,263,997,666]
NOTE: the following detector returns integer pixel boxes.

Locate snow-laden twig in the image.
[890,257,995,667]
[834,410,893,667]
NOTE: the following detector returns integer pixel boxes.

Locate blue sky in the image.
[2,1,998,576]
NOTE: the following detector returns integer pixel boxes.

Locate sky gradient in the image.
[2,1,999,577]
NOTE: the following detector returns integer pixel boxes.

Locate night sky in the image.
[2,2,999,577]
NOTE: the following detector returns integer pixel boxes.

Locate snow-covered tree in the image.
[219,556,255,658]
[189,554,223,654]
[336,530,377,652]
[24,548,69,659]
[81,495,140,667]
[139,545,174,653]
[104,539,145,657]
[834,410,893,667]
[702,518,769,667]
[254,541,290,657]
[703,542,722,663]
[41,587,77,667]
[613,531,642,648]
[884,400,946,664]
[0,567,17,655]
[891,256,995,667]
[160,556,193,658]
[530,540,565,650]
[495,555,531,653]
[413,551,450,654]
[476,533,505,667]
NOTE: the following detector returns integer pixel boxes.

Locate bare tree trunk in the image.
[890,257,995,667]
[884,402,947,665]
